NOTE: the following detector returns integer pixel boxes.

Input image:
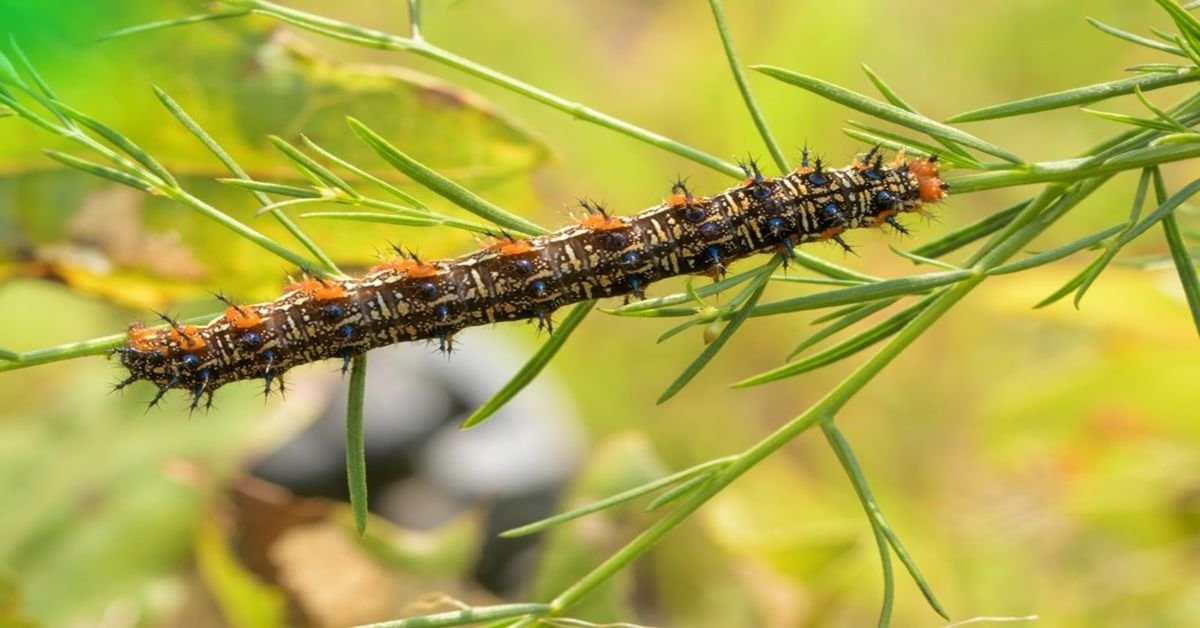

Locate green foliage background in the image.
[0,1,1198,626]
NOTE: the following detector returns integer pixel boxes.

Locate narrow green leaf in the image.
[218,0,743,178]
[98,10,252,42]
[261,9,398,50]
[872,522,895,628]
[645,472,714,511]
[607,306,699,319]
[1151,26,1180,44]
[1169,34,1200,66]
[1152,167,1200,337]
[656,318,704,344]
[1163,212,1200,337]
[269,135,358,198]
[749,270,972,318]
[658,277,774,341]
[0,348,20,361]
[768,275,868,287]
[708,0,788,173]
[51,101,177,186]
[860,64,916,112]
[357,197,438,215]
[7,36,71,128]
[153,85,254,188]
[843,123,981,170]
[658,258,780,404]
[0,89,60,134]
[219,178,322,198]
[734,295,934,387]
[301,210,494,235]
[947,142,1200,194]
[909,201,1027,259]
[813,302,877,325]
[153,86,339,275]
[303,211,439,228]
[1152,0,1200,51]
[1151,132,1200,145]
[1049,171,1151,307]
[1082,108,1182,133]
[607,265,764,315]
[787,298,899,359]
[888,246,964,272]
[1127,63,1194,73]
[460,301,595,428]
[1086,17,1187,56]
[786,250,882,283]
[500,456,736,538]
[1134,86,1193,131]
[346,354,369,536]
[822,423,949,620]
[753,66,1023,164]
[43,149,152,191]
[357,603,552,628]
[1122,177,1200,244]
[857,65,976,163]
[948,71,1200,123]
[1035,262,1095,309]
[989,224,1126,275]
[254,198,328,216]
[300,135,427,208]
[348,117,547,236]
[0,44,27,89]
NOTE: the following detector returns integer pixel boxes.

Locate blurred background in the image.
[1,1,1198,626]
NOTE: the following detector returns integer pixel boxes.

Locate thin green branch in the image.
[206,0,742,177]
[97,10,252,42]
[461,300,596,428]
[347,354,369,536]
[748,270,972,319]
[657,256,780,404]
[357,603,552,628]
[153,87,341,274]
[946,142,1200,194]
[753,65,1023,164]
[948,71,1200,123]
[1154,168,1200,336]
[500,456,737,539]
[349,117,548,236]
[821,422,948,621]
[707,0,788,174]
[787,298,899,360]
[1086,17,1186,56]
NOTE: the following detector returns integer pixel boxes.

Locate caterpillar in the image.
[116,150,947,409]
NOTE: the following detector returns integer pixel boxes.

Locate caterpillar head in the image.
[119,322,212,392]
[908,157,948,203]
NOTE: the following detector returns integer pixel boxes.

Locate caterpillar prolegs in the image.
[117,151,947,408]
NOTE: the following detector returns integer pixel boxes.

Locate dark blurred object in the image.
[250,333,584,596]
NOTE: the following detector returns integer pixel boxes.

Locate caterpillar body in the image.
[117,152,947,408]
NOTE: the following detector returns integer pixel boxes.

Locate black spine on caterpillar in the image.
[118,152,947,405]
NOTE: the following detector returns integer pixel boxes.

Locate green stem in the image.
[708,0,789,174]
[821,421,947,621]
[153,86,341,274]
[168,189,317,271]
[346,354,369,536]
[235,0,742,177]
[947,143,1200,193]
